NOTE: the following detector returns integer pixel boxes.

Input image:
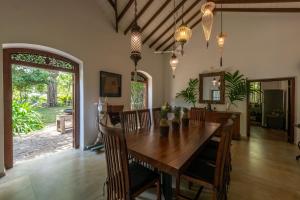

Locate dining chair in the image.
[137,109,152,130]
[121,110,138,133]
[106,104,124,126]
[152,107,161,127]
[100,122,161,200]
[176,120,234,200]
[190,107,206,125]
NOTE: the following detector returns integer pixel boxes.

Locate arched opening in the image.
[130,71,152,110]
[2,44,83,169]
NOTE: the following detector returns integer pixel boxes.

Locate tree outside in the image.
[12,64,73,136]
[131,81,147,110]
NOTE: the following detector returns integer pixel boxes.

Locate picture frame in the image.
[100,71,122,97]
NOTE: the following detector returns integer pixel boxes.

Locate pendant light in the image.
[130,0,142,81]
[174,1,192,55]
[217,4,226,67]
[170,0,179,78]
[201,1,215,48]
[212,77,217,86]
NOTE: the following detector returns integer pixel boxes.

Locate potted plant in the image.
[176,78,199,107]
[159,104,170,136]
[182,107,189,127]
[224,70,261,111]
[172,106,181,130]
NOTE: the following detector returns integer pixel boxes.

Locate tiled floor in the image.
[1,130,300,200]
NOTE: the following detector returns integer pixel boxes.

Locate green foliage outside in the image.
[12,59,73,136]
[12,101,44,136]
[176,78,199,107]
[131,81,146,110]
[224,70,261,109]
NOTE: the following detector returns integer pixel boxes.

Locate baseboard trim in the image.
[0,171,6,178]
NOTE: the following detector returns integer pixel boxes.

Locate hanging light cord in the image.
[134,0,137,21]
[173,0,177,51]
[181,2,184,24]
[221,4,223,34]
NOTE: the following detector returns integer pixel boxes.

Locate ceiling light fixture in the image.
[201,1,215,48]
[217,3,227,67]
[130,0,142,81]
[174,1,192,56]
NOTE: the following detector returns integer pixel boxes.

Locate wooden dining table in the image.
[126,122,221,199]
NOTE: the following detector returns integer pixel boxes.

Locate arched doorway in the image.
[3,47,81,169]
[131,72,149,110]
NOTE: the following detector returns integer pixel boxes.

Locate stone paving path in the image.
[13,123,73,163]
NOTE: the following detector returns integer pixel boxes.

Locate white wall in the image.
[164,12,300,143]
[0,0,165,174]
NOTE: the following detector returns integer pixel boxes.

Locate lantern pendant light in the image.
[217,4,226,67]
[212,77,217,86]
[174,2,192,55]
[130,0,142,81]
[169,0,179,78]
[201,1,215,48]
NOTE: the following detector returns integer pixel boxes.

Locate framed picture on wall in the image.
[100,71,122,97]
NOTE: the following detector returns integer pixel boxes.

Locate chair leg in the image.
[212,189,217,200]
[156,179,161,200]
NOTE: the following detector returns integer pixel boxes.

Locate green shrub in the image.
[12,101,44,135]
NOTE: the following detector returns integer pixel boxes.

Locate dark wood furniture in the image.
[137,109,152,130]
[199,71,225,104]
[106,104,124,125]
[190,107,206,124]
[176,120,234,200]
[126,122,221,200]
[99,123,161,200]
[297,141,300,160]
[152,107,161,127]
[121,111,138,133]
[205,111,241,140]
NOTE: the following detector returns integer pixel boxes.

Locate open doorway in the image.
[130,72,148,110]
[247,78,295,143]
[3,48,80,169]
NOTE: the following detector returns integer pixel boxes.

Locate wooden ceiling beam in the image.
[212,0,300,3]
[150,0,202,48]
[107,0,115,8]
[163,17,202,51]
[141,0,172,33]
[124,0,155,35]
[215,7,300,12]
[143,0,188,44]
[155,10,200,50]
[117,0,134,24]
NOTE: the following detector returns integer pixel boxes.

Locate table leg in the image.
[162,172,173,200]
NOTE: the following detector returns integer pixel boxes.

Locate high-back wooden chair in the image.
[176,120,234,200]
[100,123,161,200]
[190,107,206,124]
[137,109,152,130]
[106,104,124,126]
[152,108,161,127]
[121,111,138,133]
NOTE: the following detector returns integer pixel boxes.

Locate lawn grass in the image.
[34,106,71,125]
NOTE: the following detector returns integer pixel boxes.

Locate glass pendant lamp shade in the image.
[201,2,215,47]
[174,24,192,44]
[212,77,217,86]
[170,54,179,78]
[130,22,142,65]
[217,33,226,48]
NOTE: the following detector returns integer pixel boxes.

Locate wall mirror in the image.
[199,71,225,104]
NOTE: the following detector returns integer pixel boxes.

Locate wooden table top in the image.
[126,122,221,175]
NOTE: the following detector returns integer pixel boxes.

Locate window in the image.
[211,90,221,101]
[131,72,148,110]
[250,82,261,104]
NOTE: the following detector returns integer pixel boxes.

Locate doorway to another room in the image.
[130,72,148,110]
[3,48,80,169]
[247,78,295,143]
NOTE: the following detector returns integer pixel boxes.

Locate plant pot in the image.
[172,121,180,131]
[160,126,169,136]
[182,118,189,127]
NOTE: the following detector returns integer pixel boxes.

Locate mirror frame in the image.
[199,71,225,104]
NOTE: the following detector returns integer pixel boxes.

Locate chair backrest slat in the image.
[100,123,131,200]
[121,111,138,133]
[214,119,234,188]
[190,107,206,124]
[152,108,161,127]
[137,109,152,130]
